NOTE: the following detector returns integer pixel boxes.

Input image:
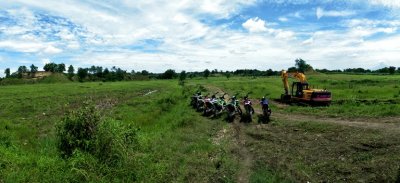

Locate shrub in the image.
[57,102,101,158]
[56,101,138,166]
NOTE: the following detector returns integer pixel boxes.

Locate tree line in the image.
[316,66,400,74]
[2,59,399,83]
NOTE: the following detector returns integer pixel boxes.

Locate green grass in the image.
[1,74,400,182]
[0,80,238,182]
[195,74,400,118]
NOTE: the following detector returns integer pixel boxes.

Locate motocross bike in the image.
[225,95,242,122]
[191,92,202,109]
[203,93,218,117]
[212,93,227,117]
[196,97,205,112]
[242,94,255,122]
[260,97,272,123]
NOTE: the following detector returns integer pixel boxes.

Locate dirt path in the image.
[204,84,400,182]
[242,99,400,132]
[267,100,400,132]
[270,111,400,132]
[232,121,253,183]
[204,85,255,182]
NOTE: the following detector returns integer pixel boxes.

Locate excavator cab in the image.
[292,82,308,97]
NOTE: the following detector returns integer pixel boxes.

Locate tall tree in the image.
[30,64,38,75]
[389,66,396,75]
[57,63,66,73]
[161,69,176,79]
[43,63,57,72]
[77,68,88,82]
[141,70,149,76]
[4,68,10,78]
[67,65,75,80]
[96,66,103,78]
[204,69,210,79]
[17,66,28,78]
[115,68,125,81]
[179,71,187,81]
[295,58,312,73]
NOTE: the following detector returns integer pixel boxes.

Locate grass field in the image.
[1,74,400,182]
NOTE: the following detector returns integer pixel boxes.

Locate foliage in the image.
[77,68,88,82]
[179,70,187,81]
[67,65,74,80]
[204,69,210,79]
[17,66,28,78]
[57,102,102,158]
[30,64,38,74]
[160,69,177,79]
[295,58,313,73]
[4,68,10,78]
[43,62,67,73]
[57,101,138,165]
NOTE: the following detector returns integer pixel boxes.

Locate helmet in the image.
[197,92,201,95]
[261,96,266,101]
[211,95,216,98]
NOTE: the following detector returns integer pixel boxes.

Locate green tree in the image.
[266,69,274,76]
[4,68,10,78]
[43,63,58,72]
[89,65,97,75]
[288,67,297,72]
[30,64,38,76]
[162,69,176,79]
[77,68,88,82]
[56,63,66,73]
[17,66,28,78]
[115,68,125,81]
[141,70,149,76]
[204,69,210,79]
[295,58,313,73]
[389,66,396,75]
[67,65,75,80]
[225,71,231,79]
[96,66,103,78]
[179,71,187,81]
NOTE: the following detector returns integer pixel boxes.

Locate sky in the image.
[0,0,400,74]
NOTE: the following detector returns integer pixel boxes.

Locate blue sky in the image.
[0,0,399,74]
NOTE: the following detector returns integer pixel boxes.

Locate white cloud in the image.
[316,7,355,19]
[43,45,63,54]
[242,17,267,33]
[0,0,399,72]
[369,0,400,8]
[0,40,62,54]
[278,17,289,22]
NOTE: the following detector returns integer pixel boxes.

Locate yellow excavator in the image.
[280,70,331,105]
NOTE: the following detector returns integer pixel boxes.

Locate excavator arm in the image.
[281,70,307,94]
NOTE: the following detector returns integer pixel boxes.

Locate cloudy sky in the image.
[0,0,400,74]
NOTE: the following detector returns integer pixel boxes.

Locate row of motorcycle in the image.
[190,92,272,123]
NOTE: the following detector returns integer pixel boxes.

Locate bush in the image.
[57,101,138,166]
[57,102,101,158]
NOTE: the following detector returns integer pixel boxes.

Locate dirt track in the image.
[204,84,400,182]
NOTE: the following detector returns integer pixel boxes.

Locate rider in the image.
[243,95,254,114]
[260,96,269,109]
